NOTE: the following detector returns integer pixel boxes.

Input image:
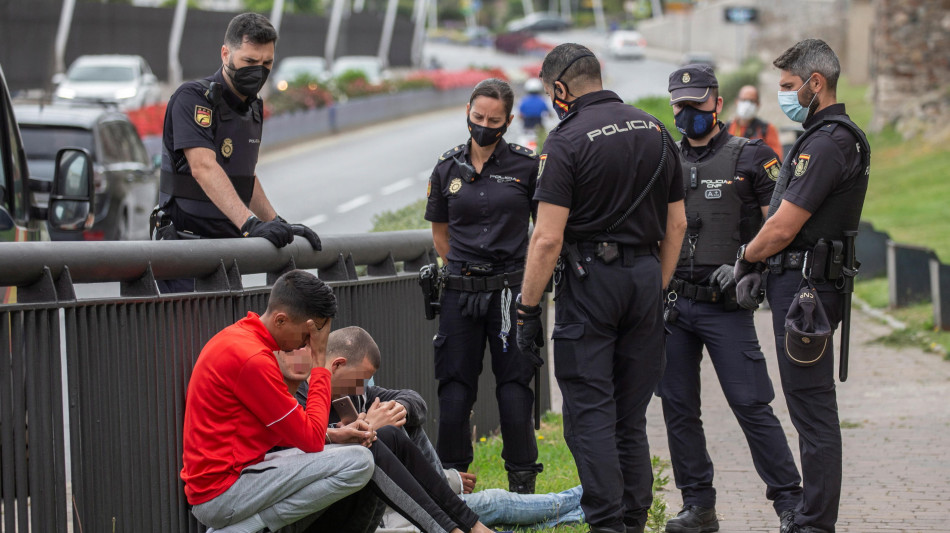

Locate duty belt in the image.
[576,242,658,262]
[766,249,806,275]
[667,278,723,303]
[443,269,524,292]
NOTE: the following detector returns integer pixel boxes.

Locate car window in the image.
[68,65,136,83]
[19,126,95,161]
[98,122,130,164]
[119,121,149,165]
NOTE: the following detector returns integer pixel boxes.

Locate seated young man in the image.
[181,270,375,533]
[284,326,585,532]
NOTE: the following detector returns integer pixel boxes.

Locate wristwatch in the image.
[737,243,749,262]
[515,293,541,314]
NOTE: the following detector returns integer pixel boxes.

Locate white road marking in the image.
[301,214,328,227]
[381,177,415,195]
[336,195,372,213]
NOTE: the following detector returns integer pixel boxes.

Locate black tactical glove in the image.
[515,296,545,368]
[736,271,766,310]
[459,291,492,319]
[276,215,322,251]
[241,215,294,248]
[710,264,736,290]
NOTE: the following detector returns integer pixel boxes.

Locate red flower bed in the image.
[125,103,167,137]
[406,68,508,90]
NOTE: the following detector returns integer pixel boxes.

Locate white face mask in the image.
[735,100,758,120]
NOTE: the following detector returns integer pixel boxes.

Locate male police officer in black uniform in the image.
[156,13,320,293]
[659,64,802,533]
[424,79,543,494]
[734,39,871,533]
[516,43,686,533]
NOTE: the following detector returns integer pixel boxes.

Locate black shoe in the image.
[780,509,796,533]
[507,470,537,494]
[664,505,719,533]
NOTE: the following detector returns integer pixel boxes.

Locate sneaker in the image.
[664,505,719,533]
[780,509,796,533]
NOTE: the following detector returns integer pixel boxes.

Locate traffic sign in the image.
[724,6,758,24]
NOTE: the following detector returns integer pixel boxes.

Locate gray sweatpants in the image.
[192,445,374,531]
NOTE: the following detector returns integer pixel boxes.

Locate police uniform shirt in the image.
[780,104,865,216]
[675,125,778,282]
[533,90,683,245]
[424,138,538,267]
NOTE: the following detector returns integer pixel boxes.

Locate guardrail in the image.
[0,231,551,533]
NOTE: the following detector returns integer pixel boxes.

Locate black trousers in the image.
[767,270,843,533]
[368,425,479,533]
[434,286,540,474]
[552,251,665,532]
[657,297,802,513]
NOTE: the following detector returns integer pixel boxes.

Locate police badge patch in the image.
[795,154,810,177]
[763,158,780,181]
[449,177,462,194]
[221,138,233,158]
[194,105,213,128]
[538,154,548,180]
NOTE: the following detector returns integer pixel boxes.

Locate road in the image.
[260,29,677,235]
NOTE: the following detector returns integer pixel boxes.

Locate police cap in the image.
[783,285,833,367]
[669,63,718,104]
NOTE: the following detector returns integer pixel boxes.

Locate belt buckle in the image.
[595,242,619,264]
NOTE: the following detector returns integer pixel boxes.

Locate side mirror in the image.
[48,148,95,231]
[52,72,65,85]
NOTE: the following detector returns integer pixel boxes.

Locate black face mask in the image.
[467,116,507,148]
[674,105,717,139]
[226,61,269,97]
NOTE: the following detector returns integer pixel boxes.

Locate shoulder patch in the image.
[763,157,780,181]
[508,143,536,157]
[794,154,811,176]
[439,144,465,162]
[194,105,213,128]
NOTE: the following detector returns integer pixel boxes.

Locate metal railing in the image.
[0,231,550,532]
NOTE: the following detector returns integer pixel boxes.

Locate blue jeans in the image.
[461,486,585,529]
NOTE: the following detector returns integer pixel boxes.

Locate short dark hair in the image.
[773,38,839,91]
[327,326,381,369]
[469,78,515,116]
[540,43,601,90]
[224,12,278,49]
[266,270,336,322]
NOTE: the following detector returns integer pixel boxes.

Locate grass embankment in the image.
[837,79,950,358]
[470,412,672,532]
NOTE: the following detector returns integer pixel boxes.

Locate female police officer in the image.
[424,78,543,494]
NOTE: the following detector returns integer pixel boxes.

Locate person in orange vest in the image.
[725,85,785,161]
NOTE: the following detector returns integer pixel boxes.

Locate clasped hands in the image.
[328,398,409,447]
[733,258,767,310]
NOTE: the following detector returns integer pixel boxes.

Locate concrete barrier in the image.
[887,240,938,308]
[856,220,890,279]
[931,257,950,330]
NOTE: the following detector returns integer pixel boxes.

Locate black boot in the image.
[507,470,537,494]
[780,509,796,533]
[664,505,719,533]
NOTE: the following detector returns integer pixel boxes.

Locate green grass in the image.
[470,412,672,532]
[371,198,429,232]
[855,277,950,359]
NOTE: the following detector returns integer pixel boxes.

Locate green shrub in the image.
[371,198,429,232]
[717,58,764,106]
[631,95,680,141]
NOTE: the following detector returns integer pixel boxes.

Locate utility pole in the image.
[270,0,285,35]
[378,0,399,67]
[411,0,429,68]
[325,0,346,66]
[522,0,534,15]
[168,0,188,87]
[53,0,76,76]
[560,0,571,20]
[591,0,606,32]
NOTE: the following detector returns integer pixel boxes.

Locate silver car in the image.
[53,55,161,111]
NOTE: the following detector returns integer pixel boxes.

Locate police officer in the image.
[424,78,543,494]
[157,13,320,293]
[516,43,686,533]
[658,64,802,533]
[734,39,871,533]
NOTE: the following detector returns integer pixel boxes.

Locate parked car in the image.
[1,63,95,302]
[606,30,647,60]
[53,55,161,111]
[505,12,572,33]
[272,56,329,91]
[15,103,158,241]
[331,56,389,85]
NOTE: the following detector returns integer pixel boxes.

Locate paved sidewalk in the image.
[643,307,950,532]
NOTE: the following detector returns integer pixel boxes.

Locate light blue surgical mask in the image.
[778,76,817,123]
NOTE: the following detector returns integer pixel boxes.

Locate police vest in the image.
[767,114,871,249]
[159,79,263,220]
[678,136,749,267]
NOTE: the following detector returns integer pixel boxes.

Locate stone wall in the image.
[870,0,950,138]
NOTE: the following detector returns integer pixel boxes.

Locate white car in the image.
[606,31,647,60]
[53,55,161,110]
[272,56,329,91]
[331,56,389,85]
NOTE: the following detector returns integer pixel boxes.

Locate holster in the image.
[560,242,589,280]
[149,205,200,241]
[418,264,443,320]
